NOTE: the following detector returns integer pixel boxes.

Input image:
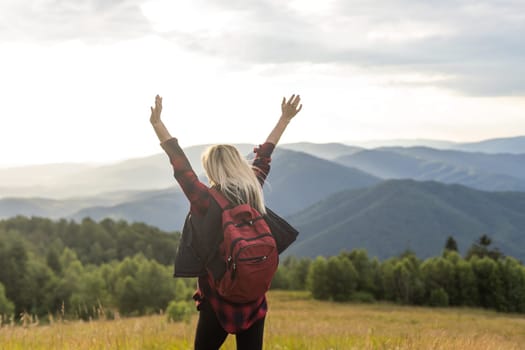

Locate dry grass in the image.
[1,290,525,349]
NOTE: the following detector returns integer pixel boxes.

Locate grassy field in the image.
[1,291,525,349]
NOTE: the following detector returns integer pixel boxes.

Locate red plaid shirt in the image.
[161,138,275,334]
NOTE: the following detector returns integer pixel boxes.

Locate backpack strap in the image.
[209,188,231,210]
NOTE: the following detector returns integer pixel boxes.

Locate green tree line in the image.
[273,236,525,313]
[0,216,180,266]
[1,216,524,323]
[0,216,193,322]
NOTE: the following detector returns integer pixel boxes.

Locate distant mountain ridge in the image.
[1,136,524,199]
[336,147,525,192]
[280,142,362,160]
[348,136,525,154]
[457,136,525,154]
[350,139,458,150]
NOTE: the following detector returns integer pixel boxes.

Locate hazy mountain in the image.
[336,148,525,192]
[346,135,525,155]
[383,147,525,179]
[264,149,380,215]
[0,143,254,199]
[0,198,74,218]
[0,155,171,198]
[70,150,380,228]
[0,163,95,198]
[70,188,189,231]
[455,136,525,154]
[281,142,361,160]
[0,163,93,185]
[0,190,171,220]
[0,188,191,231]
[286,180,525,261]
[349,139,458,149]
[2,137,524,199]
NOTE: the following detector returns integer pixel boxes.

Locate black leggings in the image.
[194,300,265,350]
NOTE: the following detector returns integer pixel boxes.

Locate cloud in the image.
[0,0,153,42]
[159,0,525,96]
[1,0,524,95]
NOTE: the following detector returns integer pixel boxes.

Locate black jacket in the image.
[173,199,225,279]
[173,199,299,279]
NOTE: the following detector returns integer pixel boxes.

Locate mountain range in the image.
[1,136,525,260]
[2,136,525,199]
[0,149,380,230]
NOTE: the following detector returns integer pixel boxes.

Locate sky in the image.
[0,0,524,166]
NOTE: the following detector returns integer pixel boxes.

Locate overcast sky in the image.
[1,0,524,166]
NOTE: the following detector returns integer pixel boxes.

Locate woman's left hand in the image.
[281,94,302,122]
[150,94,163,125]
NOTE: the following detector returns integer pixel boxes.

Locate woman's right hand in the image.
[150,94,163,125]
[265,94,303,145]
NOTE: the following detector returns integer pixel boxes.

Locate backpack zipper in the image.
[228,236,275,280]
[238,255,268,262]
[231,255,269,280]
[223,216,264,229]
[228,233,273,258]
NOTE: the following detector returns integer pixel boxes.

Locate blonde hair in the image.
[202,144,266,214]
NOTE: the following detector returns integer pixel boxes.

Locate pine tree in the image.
[466,234,503,260]
[445,236,458,252]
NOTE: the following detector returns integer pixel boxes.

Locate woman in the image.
[150,94,302,350]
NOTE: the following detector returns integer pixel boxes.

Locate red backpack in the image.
[209,188,279,303]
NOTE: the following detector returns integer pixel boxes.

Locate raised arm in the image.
[150,94,172,143]
[252,94,303,185]
[150,95,210,215]
[265,94,302,145]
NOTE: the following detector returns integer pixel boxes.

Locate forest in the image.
[1,216,524,323]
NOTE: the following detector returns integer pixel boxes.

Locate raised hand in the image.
[281,94,302,121]
[150,94,172,142]
[265,94,303,145]
[150,94,163,125]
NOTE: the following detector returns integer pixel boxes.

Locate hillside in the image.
[286,180,525,261]
[70,188,189,231]
[264,149,380,215]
